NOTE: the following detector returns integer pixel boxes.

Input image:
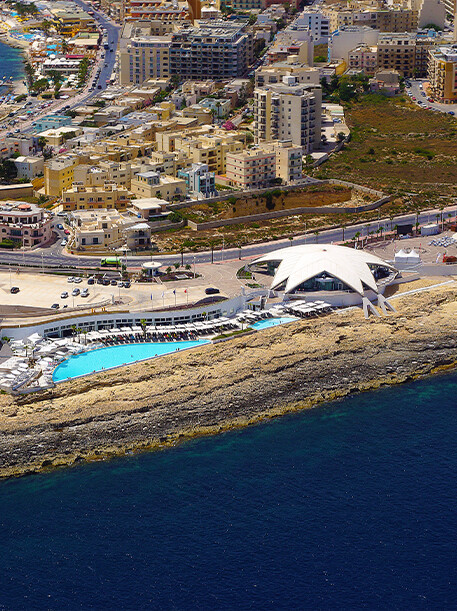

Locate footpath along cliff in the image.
[1,283,457,478]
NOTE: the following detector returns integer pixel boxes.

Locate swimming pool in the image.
[52,340,210,382]
[250,316,298,330]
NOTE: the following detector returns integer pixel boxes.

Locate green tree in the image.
[0,159,18,184]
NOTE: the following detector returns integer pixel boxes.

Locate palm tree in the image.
[140,319,147,339]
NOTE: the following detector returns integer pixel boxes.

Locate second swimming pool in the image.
[52,340,210,382]
[249,316,298,330]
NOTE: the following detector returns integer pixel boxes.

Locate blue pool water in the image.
[2,372,457,609]
[250,316,297,330]
[52,340,210,382]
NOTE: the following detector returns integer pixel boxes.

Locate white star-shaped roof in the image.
[252,244,396,296]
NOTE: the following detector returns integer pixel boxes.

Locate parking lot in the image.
[0,259,248,314]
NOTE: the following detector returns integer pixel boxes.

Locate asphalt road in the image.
[70,0,120,99]
[0,3,120,139]
[407,79,457,114]
[0,207,454,270]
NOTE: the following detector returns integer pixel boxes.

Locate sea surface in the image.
[2,372,457,610]
[0,40,24,94]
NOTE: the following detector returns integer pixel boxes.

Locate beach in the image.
[1,281,457,478]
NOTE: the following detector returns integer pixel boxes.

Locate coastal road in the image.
[0,2,120,138]
[0,206,454,270]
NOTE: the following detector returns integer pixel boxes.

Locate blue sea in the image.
[0,40,25,94]
[1,372,457,610]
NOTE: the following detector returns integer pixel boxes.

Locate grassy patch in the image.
[315,95,457,195]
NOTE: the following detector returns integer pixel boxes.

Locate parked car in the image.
[67,276,75,283]
[64,229,70,235]
[87,277,95,285]
[61,291,68,298]
[57,224,64,230]
[51,303,60,309]
[72,288,80,296]
[61,240,67,247]
[124,281,131,288]
[110,279,117,286]
[205,287,220,295]
[10,286,19,294]
[73,277,82,283]
[81,288,89,297]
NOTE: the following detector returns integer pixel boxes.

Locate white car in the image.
[61,291,69,299]
[73,277,82,284]
[61,239,67,247]
[72,287,80,296]
[81,288,89,297]
[67,276,75,283]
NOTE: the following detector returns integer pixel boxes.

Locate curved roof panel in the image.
[253,244,396,296]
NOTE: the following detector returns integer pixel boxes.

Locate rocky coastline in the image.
[1,283,457,478]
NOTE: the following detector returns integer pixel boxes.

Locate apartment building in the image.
[329,26,380,63]
[0,135,36,160]
[226,149,276,190]
[130,171,187,201]
[254,81,321,153]
[348,44,378,74]
[324,6,417,32]
[169,22,253,80]
[428,46,457,103]
[261,140,303,183]
[0,202,52,248]
[177,163,216,198]
[377,32,433,77]
[13,156,44,180]
[61,182,130,212]
[125,0,192,22]
[119,33,171,85]
[156,128,244,174]
[295,10,330,45]
[44,157,79,197]
[72,209,152,251]
[255,59,320,88]
[266,29,314,66]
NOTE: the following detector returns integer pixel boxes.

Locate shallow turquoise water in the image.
[52,340,210,382]
[250,316,297,330]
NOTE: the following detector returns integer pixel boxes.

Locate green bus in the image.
[100,257,121,267]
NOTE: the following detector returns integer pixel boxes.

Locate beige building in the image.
[61,183,130,212]
[255,60,320,88]
[0,201,52,249]
[37,127,82,147]
[119,29,172,85]
[130,171,187,201]
[254,82,321,152]
[156,128,244,174]
[428,46,457,103]
[261,140,303,183]
[71,209,152,250]
[226,148,276,190]
[44,157,79,197]
[377,32,433,78]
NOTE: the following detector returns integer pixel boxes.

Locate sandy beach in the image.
[1,281,457,478]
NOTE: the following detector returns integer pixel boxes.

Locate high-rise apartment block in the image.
[428,46,457,103]
[169,22,253,80]
[254,81,321,153]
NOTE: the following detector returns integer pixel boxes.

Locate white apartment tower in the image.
[254,79,322,153]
